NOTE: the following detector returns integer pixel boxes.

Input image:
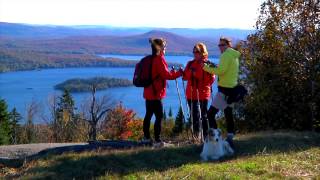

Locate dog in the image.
[200,128,234,161]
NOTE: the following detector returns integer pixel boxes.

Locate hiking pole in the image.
[181,67,190,124]
[190,73,196,141]
[172,66,186,127]
[181,68,193,139]
[190,86,196,141]
[197,89,204,143]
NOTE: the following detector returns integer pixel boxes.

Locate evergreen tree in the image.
[163,109,167,121]
[57,89,75,118]
[0,99,11,145]
[9,107,22,144]
[55,89,77,142]
[168,107,173,118]
[172,107,184,134]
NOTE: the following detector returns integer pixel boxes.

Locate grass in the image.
[2,130,320,179]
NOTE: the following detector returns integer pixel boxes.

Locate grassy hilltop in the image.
[2,131,319,179]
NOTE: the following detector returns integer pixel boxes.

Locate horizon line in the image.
[0,21,256,31]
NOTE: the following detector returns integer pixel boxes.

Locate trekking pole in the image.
[190,72,196,141]
[197,89,204,143]
[181,68,193,139]
[181,67,190,123]
[180,67,194,140]
[172,66,186,127]
[190,85,195,141]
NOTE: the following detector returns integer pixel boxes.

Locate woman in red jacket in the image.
[143,38,183,144]
[183,43,215,139]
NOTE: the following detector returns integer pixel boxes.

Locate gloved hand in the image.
[204,60,217,68]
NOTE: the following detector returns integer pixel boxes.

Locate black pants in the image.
[143,100,163,141]
[207,86,235,134]
[187,99,209,137]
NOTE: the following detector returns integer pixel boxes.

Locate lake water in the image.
[99,54,195,66]
[0,55,218,123]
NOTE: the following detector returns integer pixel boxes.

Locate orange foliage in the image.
[101,103,143,141]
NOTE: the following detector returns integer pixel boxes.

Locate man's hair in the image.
[193,42,208,58]
[149,38,166,55]
[220,37,232,47]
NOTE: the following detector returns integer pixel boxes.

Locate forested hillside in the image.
[0,31,216,72]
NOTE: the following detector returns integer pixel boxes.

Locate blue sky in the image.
[0,0,264,29]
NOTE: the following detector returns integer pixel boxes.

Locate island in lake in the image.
[54,77,133,92]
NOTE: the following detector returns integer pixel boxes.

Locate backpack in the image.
[133,55,154,87]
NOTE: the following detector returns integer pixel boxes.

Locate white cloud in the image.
[0,0,263,29]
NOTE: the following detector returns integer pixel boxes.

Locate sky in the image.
[0,0,264,29]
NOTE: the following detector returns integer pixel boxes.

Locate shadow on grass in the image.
[234,131,320,156]
[8,131,320,179]
[22,145,202,179]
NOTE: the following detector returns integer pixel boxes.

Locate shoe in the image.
[153,139,164,148]
[141,137,153,145]
[225,137,235,150]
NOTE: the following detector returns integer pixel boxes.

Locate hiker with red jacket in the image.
[143,38,183,144]
[183,43,215,139]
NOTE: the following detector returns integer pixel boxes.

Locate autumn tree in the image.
[240,0,320,130]
[101,103,137,140]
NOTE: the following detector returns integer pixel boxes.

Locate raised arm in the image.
[156,56,182,80]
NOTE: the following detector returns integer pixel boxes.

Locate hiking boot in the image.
[225,137,235,150]
[153,139,164,148]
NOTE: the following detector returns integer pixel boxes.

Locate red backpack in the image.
[133,55,154,87]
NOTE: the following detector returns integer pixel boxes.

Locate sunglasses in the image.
[218,44,227,47]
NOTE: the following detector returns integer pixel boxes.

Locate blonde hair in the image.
[193,42,208,58]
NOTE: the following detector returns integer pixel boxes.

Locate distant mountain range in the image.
[0,22,255,72]
[0,22,254,56]
[0,22,254,39]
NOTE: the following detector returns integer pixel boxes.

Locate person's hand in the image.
[204,61,217,68]
[178,68,184,77]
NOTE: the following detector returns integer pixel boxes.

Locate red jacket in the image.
[183,59,215,100]
[143,54,181,100]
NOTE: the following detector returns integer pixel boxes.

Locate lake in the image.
[0,55,218,123]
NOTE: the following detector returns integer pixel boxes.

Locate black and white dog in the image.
[200,128,234,161]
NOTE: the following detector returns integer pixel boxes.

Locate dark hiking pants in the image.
[207,86,235,134]
[143,100,163,141]
[187,99,209,137]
